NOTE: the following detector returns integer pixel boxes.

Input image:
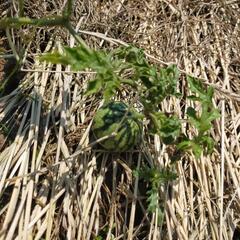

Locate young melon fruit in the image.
[92,101,142,151]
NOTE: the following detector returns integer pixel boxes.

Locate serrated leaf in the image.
[103,80,120,100]
[177,136,215,158]
[187,104,220,134]
[191,142,203,158]
[198,135,215,154]
[147,191,159,213]
[187,76,205,95]
[187,76,214,103]
[186,107,203,130]
[177,140,192,151]
[114,45,147,66]
[65,45,111,72]
[39,52,70,65]
[85,78,103,96]
[40,44,121,99]
[138,166,177,184]
[201,107,221,124]
[177,139,202,158]
[150,112,181,144]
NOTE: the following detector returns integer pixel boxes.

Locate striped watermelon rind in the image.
[92,101,142,151]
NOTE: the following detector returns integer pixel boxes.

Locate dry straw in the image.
[0,0,240,239]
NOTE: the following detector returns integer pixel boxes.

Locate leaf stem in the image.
[62,0,73,19]
[0,16,67,29]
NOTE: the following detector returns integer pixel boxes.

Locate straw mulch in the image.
[0,1,240,239]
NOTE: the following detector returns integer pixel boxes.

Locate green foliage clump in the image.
[41,43,220,218]
[41,44,219,157]
[135,165,177,223]
[177,76,220,158]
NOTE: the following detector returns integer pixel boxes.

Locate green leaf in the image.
[177,134,215,158]
[64,45,111,72]
[187,76,214,103]
[147,190,159,213]
[138,166,177,185]
[103,80,120,100]
[191,142,203,158]
[39,52,71,65]
[114,46,180,107]
[186,107,202,130]
[85,78,103,96]
[177,139,203,158]
[187,103,220,135]
[40,44,121,100]
[187,76,205,97]
[187,95,202,101]
[177,140,192,151]
[150,112,181,144]
[114,45,147,66]
[201,106,220,125]
[186,76,220,138]
[40,44,181,106]
[187,107,197,119]
[198,135,215,154]
[137,165,177,220]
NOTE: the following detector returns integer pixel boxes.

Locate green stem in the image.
[64,23,82,44]
[62,0,73,19]
[6,28,19,61]
[148,112,160,131]
[0,16,67,29]
[64,22,92,53]
[0,0,86,50]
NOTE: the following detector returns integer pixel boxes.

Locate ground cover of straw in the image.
[0,1,240,240]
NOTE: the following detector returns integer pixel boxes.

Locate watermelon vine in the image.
[41,43,220,221]
[41,44,220,156]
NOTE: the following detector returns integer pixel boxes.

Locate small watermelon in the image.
[92,101,142,151]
